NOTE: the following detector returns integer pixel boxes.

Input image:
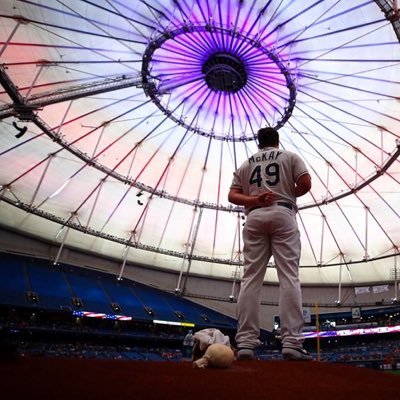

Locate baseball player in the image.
[228,127,312,361]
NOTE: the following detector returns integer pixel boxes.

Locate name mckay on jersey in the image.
[248,150,283,163]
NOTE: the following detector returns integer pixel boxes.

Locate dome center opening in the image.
[202,52,247,93]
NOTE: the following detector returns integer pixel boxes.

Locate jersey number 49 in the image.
[249,163,280,187]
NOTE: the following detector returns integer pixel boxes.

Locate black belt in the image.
[249,202,293,213]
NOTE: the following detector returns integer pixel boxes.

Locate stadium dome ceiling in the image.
[0,0,399,287]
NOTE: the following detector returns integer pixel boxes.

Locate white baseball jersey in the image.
[230,147,309,214]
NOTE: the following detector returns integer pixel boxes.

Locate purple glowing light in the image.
[142,22,296,140]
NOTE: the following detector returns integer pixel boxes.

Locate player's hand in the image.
[257,190,276,206]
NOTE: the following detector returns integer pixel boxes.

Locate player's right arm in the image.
[228,187,276,207]
[295,173,311,197]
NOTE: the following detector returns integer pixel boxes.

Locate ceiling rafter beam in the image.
[19,110,400,213]
[374,0,400,41]
[0,71,143,120]
[0,65,36,121]
[1,194,400,268]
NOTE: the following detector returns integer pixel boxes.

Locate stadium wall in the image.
[0,226,396,331]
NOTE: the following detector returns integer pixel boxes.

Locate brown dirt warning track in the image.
[1,356,399,400]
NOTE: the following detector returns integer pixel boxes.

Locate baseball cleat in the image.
[282,347,312,361]
[236,348,255,360]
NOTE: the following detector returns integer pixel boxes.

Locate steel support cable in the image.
[202,13,223,52]
[212,139,225,256]
[293,105,362,188]
[233,90,252,139]
[289,115,398,249]
[185,22,219,55]
[69,109,168,229]
[88,123,166,227]
[229,0,267,56]
[84,179,105,230]
[297,84,400,140]
[298,97,393,171]
[217,1,226,51]
[275,0,343,55]
[18,0,153,29]
[296,88,400,174]
[254,0,286,42]
[139,0,181,31]
[177,28,217,56]
[102,0,154,39]
[234,91,258,140]
[0,74,144,119]
[287,20,388,65]
[226,0,245,54]
[158,38,206,60]
[297,86,397,157]
[11,104,396,216]
[244,77,287,120]
[284,124,368,256]
[181,207,203,294]
[132,86,212,188]
[228,93,239,172]
[2,192,400,267]
[53,96,152,149]
[129,86,209,234]
[0,15,23,59]
[294,175,350,269]
[80,0,156,29]
[281,130,355,264]
[288,109,400,210]
[30,101,154,211]
[246,59,289,95]
[0,128,46,156]
[299,107,400,191]
[368,180,400,221]
[191,135,213,213]
[299,73,400,104]
[35,107,159,225]
[58,0,146,56]
[300,143,400,210]
[1,12,147,45]
[132,196,152,245]
[169,0,190,22]
[276,3,383,54]
[296,210,319,266]
[156,135,202,250]
[22,21,143,76]
[1,153,54,189]
[293,101,400,214]
[261,0,327,44]
[239,83,277,126]
[239,0,273,44]
[299,60,400,89]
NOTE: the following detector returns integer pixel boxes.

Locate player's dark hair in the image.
[257,127,279,149]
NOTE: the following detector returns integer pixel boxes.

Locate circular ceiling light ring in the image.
[141,24,297,141]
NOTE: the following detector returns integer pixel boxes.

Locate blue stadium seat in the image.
[0,253,29,306]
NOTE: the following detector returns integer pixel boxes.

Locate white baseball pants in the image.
[235,205,305,349]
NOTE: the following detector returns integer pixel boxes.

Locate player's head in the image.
[257,127,279,149]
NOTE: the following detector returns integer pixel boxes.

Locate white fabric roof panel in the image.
[0,0,399,285]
